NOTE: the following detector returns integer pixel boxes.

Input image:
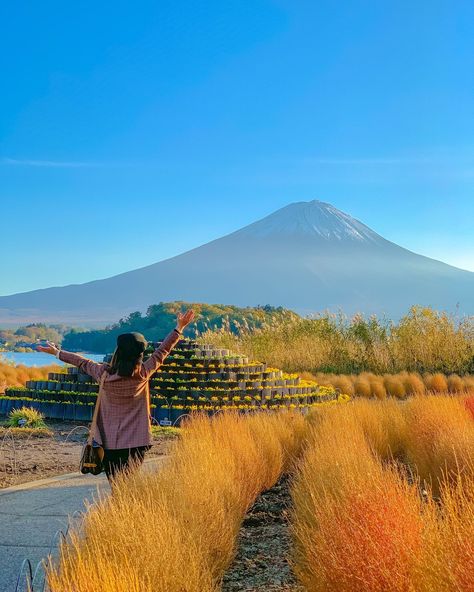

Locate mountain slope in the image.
[1,200,473,326]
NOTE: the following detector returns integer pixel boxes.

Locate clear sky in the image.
[1,0,473,296]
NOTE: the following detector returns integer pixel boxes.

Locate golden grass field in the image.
[3,307,474,590]
[47,412,307,592]
[46,394,474,592]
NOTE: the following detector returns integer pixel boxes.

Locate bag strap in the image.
[88,371,107,446]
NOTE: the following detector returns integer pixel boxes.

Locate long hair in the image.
[108,332,148,377]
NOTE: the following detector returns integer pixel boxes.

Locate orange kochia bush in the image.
[0,359,61,391]
[292,398,474,592]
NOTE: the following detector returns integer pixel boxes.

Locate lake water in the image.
[0,351,106,367]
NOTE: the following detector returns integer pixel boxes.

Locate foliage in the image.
[0,323,77,350]
[150,425,181,438]
[61,301,297,353]
[403,395,474,496]
[6,406,48,428]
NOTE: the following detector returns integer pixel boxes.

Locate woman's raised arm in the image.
[36,342,106,382]
[141,309,195,378]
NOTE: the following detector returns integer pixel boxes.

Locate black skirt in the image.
[102,445,151,480]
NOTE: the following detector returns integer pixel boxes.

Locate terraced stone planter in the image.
[0,338,342,422]
[74,404,94,421]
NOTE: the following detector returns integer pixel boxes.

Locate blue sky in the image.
[1,0,473,296]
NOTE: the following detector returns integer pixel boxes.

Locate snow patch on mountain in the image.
[233,200,383,243]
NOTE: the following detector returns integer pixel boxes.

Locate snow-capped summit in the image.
[233,200,382,243]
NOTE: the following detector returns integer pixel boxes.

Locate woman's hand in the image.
[36,341,60,356]
[176,309,195,332]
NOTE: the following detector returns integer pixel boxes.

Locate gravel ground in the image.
[0,420,174,489]
[222,476,303,592]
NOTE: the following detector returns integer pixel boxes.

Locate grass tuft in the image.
[6,406,47,429]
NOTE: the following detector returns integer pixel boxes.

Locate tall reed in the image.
[200,306,474,375]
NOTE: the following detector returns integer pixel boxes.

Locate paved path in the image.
[0,458,165,592]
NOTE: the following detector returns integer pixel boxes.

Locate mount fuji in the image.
[1,200,474,326]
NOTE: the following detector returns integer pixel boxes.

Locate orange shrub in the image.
[350,399,408,461]
[464,395,474,420]
[419,475,474,592]
[403,396,474,496]
[296,399,474,592]
[439,476,474,592]
[309,372,474,400]
[293,405,423,592]
[369,376,387,400]
[48,412,306,592]
[307,475,423,592]
[354,375,372,398]
[447,373,464,393]
[424,373,448,393]
[462,375,474,393]
[332,375,355,396]
[384,375,406,399]
[0,360,61,391]
[402,372,426,396]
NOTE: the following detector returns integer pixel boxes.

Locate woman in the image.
[37,309,195,480]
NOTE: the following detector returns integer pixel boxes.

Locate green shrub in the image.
[151,425,181,438]
[7,406,48,429]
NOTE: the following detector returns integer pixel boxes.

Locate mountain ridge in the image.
[1,200,473,326]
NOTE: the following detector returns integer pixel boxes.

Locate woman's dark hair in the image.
[108,332,148,377]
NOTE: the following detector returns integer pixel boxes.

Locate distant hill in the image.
[1,200,474,325]
[61,302,297,353]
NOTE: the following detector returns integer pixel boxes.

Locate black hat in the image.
[116,332,148,355]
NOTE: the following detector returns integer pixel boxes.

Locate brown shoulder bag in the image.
[80,372,106,475]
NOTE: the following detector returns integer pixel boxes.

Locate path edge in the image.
[0,455,167,496]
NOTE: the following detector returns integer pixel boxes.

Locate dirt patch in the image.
[222,477,303,592]
[0,420,174,489]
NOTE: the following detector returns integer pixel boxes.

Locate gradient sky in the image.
[1,0,473,296]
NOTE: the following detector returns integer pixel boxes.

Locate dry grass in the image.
[309,371,474,400]
[292,406,423,592]
[45,396,474,591]
[200,306,474,375]
[47,411,307,592]
[291,398,474,592]
[0,359,61,392]
[403,395,474,496]
[0,426,53,438]
[465,395,474,419]
[348,398,408,461]
[436,476,474,591]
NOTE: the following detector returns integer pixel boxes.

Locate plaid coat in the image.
[59,329,181,449]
